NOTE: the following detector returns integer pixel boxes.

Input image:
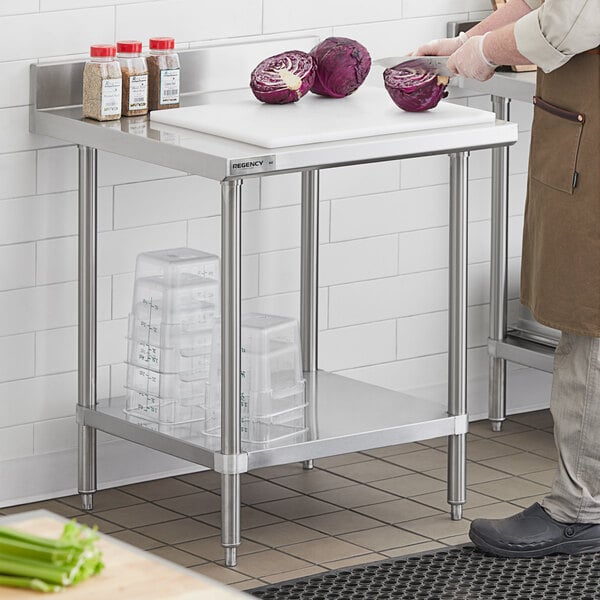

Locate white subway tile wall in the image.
[335,15,466,58]
[0,1,536,499]
[2,9,115,62]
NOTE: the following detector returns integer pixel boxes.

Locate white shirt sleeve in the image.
[522,0,542,7]
[514,0,600,73]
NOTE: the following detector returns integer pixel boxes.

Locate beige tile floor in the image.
[0,411,557,591]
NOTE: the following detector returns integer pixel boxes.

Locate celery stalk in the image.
[0,555,70,586]
[0,527,73,550]
[0,574,61,593]
[0,538,74,565]
[0,521,104,593]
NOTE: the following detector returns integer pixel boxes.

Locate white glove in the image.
[447,32,497,81]
[410,32,468,56]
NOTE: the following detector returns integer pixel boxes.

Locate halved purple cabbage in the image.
[310,37,371,98]
[250,51,316,104]
[383,60,449,112]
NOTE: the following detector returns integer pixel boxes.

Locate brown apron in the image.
[520,50,600,337]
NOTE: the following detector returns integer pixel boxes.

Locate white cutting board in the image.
[150,87,496,149]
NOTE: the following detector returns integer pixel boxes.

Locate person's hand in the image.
[410,32,468,56]
[447,33,497,81]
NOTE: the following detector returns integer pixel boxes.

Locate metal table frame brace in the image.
[76,151,470,565]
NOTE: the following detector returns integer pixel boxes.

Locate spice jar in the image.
[82,45,122,121]
[147,37,180,111]
[117,40,148,117]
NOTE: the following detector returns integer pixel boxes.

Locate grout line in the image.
[19,431,551,572]
[251,459,537,529]
[43,450,549,581]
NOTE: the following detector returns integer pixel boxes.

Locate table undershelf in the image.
[78,371,465,473]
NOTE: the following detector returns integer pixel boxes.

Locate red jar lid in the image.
[90,44,116,58]
[117,40,142,53]
[149,37,175,50]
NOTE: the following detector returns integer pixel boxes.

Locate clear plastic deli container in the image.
[124,247,221,426]
[129,307,218,345]
[209,345,302,395]
[210,314,303,391]
[204,416,308,450]
[240,418,307,448]
[206,381,306,424]
[134,248,219,286]
[238,313,303,354]
[127,337,211,377]
[126,363,208,399]
[204,312,307,448]
[132,276,219,325]
[125,411,207,438]
[128,314,213,355]
[125,388,204,424]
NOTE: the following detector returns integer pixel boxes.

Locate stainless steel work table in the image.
[30,56,518,565]
[454,71,560,433]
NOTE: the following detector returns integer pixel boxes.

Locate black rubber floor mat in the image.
[249,545,600,599]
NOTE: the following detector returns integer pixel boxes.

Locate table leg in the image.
[78,146,98,511]
[489,95,511,432]
[448,152,469,521]
[220,179,243,567]
[300,170,320,471]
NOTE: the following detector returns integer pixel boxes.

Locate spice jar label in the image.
[129,74,148,111]
[160,68,180,105]
[101,78,122,117]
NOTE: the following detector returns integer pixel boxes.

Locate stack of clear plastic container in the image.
[124,248,219,425]
[205,313,307,449]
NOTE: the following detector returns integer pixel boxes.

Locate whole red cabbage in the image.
[383,60,449,112]
[250,51,316,104]
[310,37,371,98]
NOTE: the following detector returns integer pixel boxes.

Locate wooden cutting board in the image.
[150,87,496,148]
[0,516,247,599]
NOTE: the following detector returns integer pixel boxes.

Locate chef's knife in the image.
[374,56,454,78]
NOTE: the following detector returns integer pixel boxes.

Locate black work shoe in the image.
[469,503,600,557]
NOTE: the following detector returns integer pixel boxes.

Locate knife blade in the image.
[374,56,454,78]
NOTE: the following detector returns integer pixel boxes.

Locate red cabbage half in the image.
[310,37,371,98]
[383,60,449,112]
[250,51,316,104]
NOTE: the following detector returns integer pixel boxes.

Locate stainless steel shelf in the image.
[508,328,559,350]
[489,334,556,374]
[79,371,465,473]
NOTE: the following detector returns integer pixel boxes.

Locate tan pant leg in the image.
[542,332,600,524]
